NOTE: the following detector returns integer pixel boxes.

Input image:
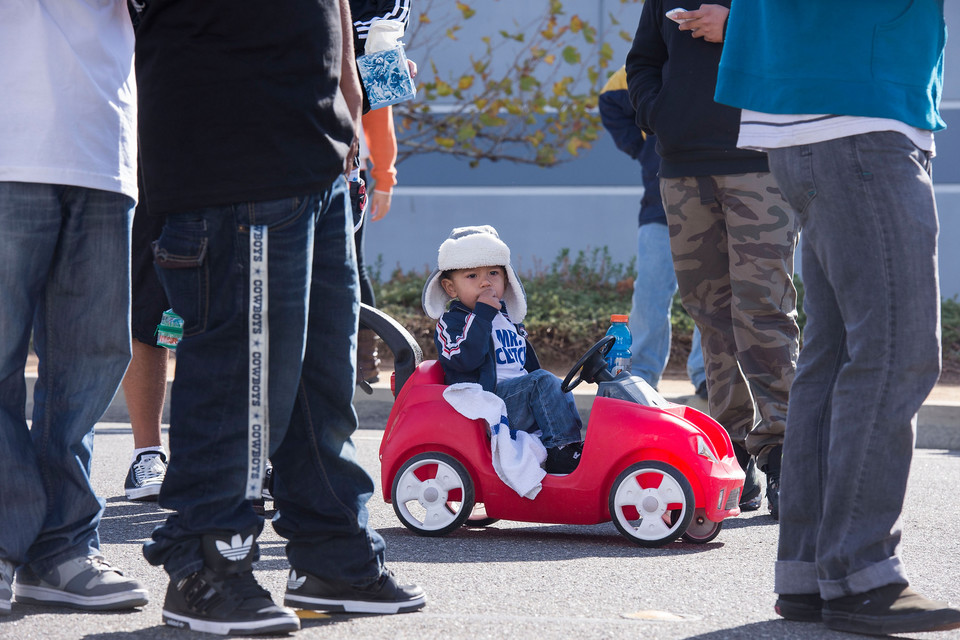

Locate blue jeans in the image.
[0,183,133,574]
[629,222,705,388]
[768,132,940,599]
[144,177,386,586]
[495,370,582,449]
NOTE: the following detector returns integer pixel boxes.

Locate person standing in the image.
[626,2,801,518]
[599,66,707,397]
[120,4,170,503]
[135,0,424,634]
[0,1,147,614]
[717,0,960,634]
[351,106,403,385]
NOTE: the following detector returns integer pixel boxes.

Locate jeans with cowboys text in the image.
[143,177,388,586]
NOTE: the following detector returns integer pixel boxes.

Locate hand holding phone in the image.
[665,8,691,24]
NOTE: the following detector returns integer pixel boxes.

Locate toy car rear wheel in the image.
[609,461,695,547]
[681,508,723,544]
[392,452,475,536]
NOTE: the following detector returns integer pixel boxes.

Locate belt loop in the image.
[695,176,716,205]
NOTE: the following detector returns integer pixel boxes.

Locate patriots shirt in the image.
[492,312,527,381]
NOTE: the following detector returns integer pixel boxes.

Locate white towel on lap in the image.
[442,383,546,499]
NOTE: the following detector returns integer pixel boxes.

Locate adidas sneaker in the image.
[124,450,167,501]
[284,567,425,614]
[161,531,299,635]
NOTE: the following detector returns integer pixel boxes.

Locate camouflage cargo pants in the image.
[660,173,800,470]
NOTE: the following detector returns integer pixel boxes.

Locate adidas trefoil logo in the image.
[216,534,253,561]
[287,570,306,591]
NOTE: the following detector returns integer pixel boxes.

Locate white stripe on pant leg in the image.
[246,225,269,500]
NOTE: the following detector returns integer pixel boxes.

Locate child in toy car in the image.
[422,225,584,474]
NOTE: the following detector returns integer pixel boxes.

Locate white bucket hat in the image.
[421,225,527,322]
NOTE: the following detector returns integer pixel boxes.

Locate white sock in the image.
[131,446,166,465]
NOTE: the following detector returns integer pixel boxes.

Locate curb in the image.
[352,382,960,450]
[24,374,960,450]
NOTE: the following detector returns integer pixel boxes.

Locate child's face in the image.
[441,266,506,311]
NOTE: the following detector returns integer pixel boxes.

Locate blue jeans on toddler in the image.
[495,370,583,449]
[768,132,940,599]
[143,177,387,586]
[0,183,133,574]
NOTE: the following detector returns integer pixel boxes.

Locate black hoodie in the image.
[625,0,768,179]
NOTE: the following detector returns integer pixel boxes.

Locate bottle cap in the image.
[610,314,629,323]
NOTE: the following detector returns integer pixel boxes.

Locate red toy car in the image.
[361,307,745,548]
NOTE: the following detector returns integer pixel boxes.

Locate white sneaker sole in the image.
[284,592,426,614]
[162,609,300,635]
[125,483,162,501]
[15,584,148,610]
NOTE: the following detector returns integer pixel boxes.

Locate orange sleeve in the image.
[361,106,398,193]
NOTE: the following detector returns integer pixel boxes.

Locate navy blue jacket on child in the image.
[434,300,540,392]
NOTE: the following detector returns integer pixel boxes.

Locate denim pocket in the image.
[152,216,210,336]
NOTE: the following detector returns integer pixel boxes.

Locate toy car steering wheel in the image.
[561,335,616,393]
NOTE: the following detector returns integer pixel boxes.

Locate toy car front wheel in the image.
[392,452,475,536]
[609,461,695,547]
[681,508,723,544]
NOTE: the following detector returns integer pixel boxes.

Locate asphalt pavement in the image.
[6,373,960,639]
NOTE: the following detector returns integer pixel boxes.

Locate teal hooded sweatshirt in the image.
[715,0,946,132]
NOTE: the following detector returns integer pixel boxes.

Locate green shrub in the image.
[942,297,960,361]
[372,248,957,377]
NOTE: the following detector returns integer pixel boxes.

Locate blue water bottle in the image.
[605,314,632,376]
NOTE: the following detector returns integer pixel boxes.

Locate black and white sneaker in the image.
[162,532,299,635]
[124,450,167,501]
[262,464,274,501]
[284,567,425,614]
[545,442,583,474]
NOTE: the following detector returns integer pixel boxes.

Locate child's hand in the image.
[477,287,501,309]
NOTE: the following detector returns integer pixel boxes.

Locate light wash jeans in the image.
[768,132,941,599]
[629,221,705,389]
[0,183,133,575]
[143,178,387,586]
[495,370,583,449]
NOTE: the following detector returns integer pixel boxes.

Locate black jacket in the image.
[624,0,767,178]
[349,0,412,55]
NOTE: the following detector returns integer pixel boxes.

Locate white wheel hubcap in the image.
[395,460,465,531]
[614,469,686,540]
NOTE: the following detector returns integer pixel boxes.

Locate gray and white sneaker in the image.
[0,558,13,615]
[14,555,148,610]
[125,450,167,501]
